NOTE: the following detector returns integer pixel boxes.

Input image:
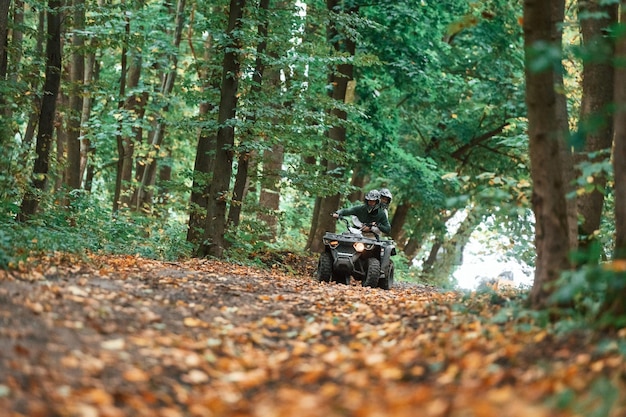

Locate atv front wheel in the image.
[378,260,394,290]
[363,258,381,288]
[316,251,333,282]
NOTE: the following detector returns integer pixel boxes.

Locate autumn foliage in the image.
[0,254,624,416]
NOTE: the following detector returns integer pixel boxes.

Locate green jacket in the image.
[336,204,391,234]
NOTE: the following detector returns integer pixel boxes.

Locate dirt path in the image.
[0,254,622,416]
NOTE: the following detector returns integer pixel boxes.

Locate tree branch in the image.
[450,122,509,160]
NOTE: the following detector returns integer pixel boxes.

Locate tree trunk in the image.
[613,4,626,261]
[113,0,130,212]
[54,92,68,191]
[0,0,16,179]
[132,0,185,212]
[423,208,480,286]
[576,0,617,259]
[258,144,284,239]
[79,45,97,187]
[524,0,571,308]
[227,0,270,229]
[0,0,10,81]
[83,49,101,192]
[552,0,577,253]
[65,0,85,190]
[422,240,441,274]
[118,52,147,208]
[19,9,44,152]
[348,168,367,203]
[601,1,626,321]
[3,0,23,123]
[254,52,289,238]
[307,0,357,253]
[403,235,422,260]
[390,202,411,241]
[228,149,253,228]
[186,32,218,245]
[304,191,321,251]
[156,148,172,210]
[10,0,23,83]
[117,1,147,208]
[17,0,62,221]
[188,124,216,245]
[199,0,246,258]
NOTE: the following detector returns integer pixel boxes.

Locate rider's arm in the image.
[376,212,391,234]
[335,205,359,217]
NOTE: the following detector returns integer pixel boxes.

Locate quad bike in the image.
[316,215,396,290]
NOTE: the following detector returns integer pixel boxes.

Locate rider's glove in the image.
[370,226,381,234]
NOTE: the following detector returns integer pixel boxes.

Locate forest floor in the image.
[0,253,625,417]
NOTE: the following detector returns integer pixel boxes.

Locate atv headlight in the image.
[329,240,339,248]
[354,242,365,252]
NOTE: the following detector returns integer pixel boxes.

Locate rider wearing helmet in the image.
[379,188,392,211]
[332,189,391,234]
[378,188,393,223]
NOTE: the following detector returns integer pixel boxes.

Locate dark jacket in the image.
[336,204,391,234]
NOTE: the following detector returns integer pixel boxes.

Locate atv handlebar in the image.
[332,214,380,241]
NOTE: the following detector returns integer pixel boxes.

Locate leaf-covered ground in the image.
[0,254,625,417]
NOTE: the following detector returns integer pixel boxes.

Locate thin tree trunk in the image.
[258,144,284,239]
[200,0,246,258]
[308,0,357,253]
[113,0,130,212]
[17,0,62,221]
[552,0,577,254]
[601,1,626,322]
[83,49,100,192]
[425,208,480,285]
[422,240,441,274]
[186,30,217,245]
[348,168,367,203]
[133,0,185,212]
[304,180,321,251]
[403,235,421,260]
[187,111,217,244]
[79,46,96,186]
[228,150,253,228]
[576,0,617,259]
[82,0,105,191]
[390,202,411,241]
[65,0,85,190]
[19,9,44,151]
[55,92,68,191]
[0,0,10,81]
[4,0,23,122]
[524,0,571,308]
[1,0,20,184]
[227,0,270,229]
[613,4,626,261]
[120,53,147,208]
[157,148,172,207]
[10,0,23,82]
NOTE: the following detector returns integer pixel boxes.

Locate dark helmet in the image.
[379,188,392,203]
[364,190,381,213]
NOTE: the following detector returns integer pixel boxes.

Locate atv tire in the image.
[363,258,381,288]
[316,251,333,282]
[378,260,394,290]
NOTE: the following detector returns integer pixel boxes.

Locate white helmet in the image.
[379,188,392,208]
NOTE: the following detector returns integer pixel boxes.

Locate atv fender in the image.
[380,243,395,278]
